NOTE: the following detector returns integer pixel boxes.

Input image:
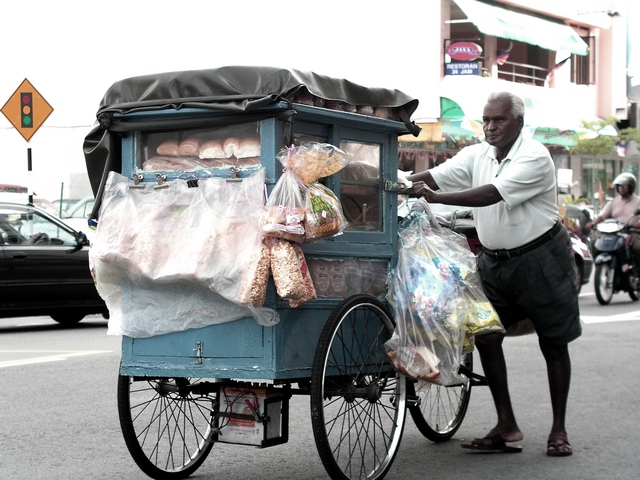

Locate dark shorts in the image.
[477,226,582,345]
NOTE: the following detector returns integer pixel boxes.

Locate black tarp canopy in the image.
[83,66,420,216]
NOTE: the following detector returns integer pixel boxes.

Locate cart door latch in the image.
[384,181,414,194]
[193,342,204,364]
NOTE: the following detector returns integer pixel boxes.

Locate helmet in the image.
[613,172,637,193]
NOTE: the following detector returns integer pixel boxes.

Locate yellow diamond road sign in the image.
[1,78,54,142]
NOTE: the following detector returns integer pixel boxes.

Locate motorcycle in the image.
[592,210,640,305]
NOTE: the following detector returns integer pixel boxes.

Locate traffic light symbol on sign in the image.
[21,92,33,128]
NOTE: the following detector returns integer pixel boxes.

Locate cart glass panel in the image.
[135,121,262,172]
[339,140,381,231]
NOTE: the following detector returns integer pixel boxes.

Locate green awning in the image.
[440,97,466,119]
[453,0,589,56]
[532,127,580,148]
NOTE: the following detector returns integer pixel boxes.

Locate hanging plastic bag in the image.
[385,208,477,385]
[263,169,306,243]
[250,240,271,308]
[304,182,347,241]
[91,168,279,338]
[288,244,317,308]
[276,142,350,185]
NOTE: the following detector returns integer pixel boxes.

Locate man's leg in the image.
[539,337,573,456]
[472,332,523,443]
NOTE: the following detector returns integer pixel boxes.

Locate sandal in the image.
[547,432,572,456]
[462,432,522,453]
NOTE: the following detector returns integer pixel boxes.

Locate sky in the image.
[0,0,433,200]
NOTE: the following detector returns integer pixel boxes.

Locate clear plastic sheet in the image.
[386,208,501,385]
[90,168,279,337]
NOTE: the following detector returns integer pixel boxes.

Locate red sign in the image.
[446,42,482,61]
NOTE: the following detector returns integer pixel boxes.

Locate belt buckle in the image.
[495,250,511,260]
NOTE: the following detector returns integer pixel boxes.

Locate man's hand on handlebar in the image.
[411,181,439,203]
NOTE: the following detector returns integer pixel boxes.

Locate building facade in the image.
[400,0,635,213]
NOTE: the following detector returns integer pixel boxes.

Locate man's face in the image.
[617,184,631,197]
[482,98,523,149]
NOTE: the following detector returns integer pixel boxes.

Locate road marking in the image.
[581,311,640,324]
[0,350,113,368]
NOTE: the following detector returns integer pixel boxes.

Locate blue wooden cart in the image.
[83,67,474,480]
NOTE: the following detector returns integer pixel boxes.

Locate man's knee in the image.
[474,332,505,351]
[538,337,569,362]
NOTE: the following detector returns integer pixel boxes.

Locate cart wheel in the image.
[117,375,215,480]
[310,294,407,480]
[408,352,473,442]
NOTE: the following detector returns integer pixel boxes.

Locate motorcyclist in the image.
[586,172,640,269]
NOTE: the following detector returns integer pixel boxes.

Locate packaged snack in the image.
[263,169,306,243]
[304,182,346,241]
[277,142,350,185]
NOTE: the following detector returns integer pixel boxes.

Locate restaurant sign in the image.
[446,42,482,61]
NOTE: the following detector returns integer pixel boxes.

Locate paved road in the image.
[1,289,639,480]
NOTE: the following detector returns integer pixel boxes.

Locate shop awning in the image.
[531,127,580,148]
[452,0,589,56]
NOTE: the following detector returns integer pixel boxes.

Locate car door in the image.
[0,204,96,310]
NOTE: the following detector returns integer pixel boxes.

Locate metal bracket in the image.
[154,173,169,189]
[226,166,242,183]
[130,173,145,189]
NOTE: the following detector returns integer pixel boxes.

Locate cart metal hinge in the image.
[193,341,204,364]
[384,181,413,194]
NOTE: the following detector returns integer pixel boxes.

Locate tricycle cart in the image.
[84,66,475,480]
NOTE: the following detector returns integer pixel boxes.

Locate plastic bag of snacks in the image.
[288,244,317,308]
[385,207,480,385]
[263,169,306,243]
[268,238,317,307]
[304,182,347,241]
[276,142,350,185]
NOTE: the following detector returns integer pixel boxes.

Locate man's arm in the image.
[412,181,503,207]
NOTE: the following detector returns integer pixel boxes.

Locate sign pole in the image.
[27,147,33,205]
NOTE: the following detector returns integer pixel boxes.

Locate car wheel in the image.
[50,313,85,325]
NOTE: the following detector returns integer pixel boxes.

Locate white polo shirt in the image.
[430,132,558,250]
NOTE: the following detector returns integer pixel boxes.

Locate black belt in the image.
[482,221,563,260]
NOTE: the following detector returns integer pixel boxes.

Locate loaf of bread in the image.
[178,138,202,157]
[157,140,179,156]
[199,139,225,159]
[236,138,261,159]
[223,137,241,158]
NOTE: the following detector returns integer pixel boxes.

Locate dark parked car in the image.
[0,202,107,324]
